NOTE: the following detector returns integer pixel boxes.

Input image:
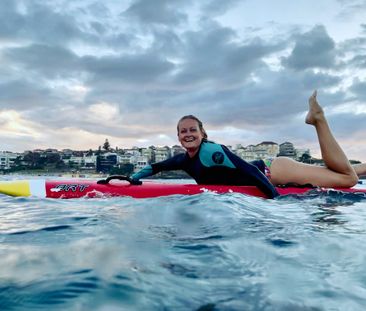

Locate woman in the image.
[132,91,365,198]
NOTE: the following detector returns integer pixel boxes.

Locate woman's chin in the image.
[182,143,198,150]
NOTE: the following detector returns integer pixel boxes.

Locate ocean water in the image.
[1,178,366,310]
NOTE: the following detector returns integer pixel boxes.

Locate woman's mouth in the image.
[184,137,195,142]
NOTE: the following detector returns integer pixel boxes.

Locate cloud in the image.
[349,78,366,100]
[0,0,366,161]
[124,0,189,26]
[336,0,366,19]
[200,0,241,17]
[87,102,120,122]
[0,110,42,138]
[172,22,283,89]
[0,80,52,110]
[0,1,83,44]
[3,44,81,79]
[83,52,175,84]
[282,25,336,70]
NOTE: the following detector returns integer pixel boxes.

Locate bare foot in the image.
[305,90,325,125]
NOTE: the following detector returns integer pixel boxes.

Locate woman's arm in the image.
[131,153,187,181]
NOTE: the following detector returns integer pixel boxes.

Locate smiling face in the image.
[177,118,205,157]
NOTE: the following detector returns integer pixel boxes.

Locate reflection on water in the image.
[1,180,366,310]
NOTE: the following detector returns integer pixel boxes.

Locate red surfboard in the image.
[1,175,366,199]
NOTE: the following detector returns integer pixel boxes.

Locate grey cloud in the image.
[175,69,345,129]
[90,21,107,35]
[0,1,83,44]
[327,112,366,141]
[282,25,336,70]
[83,53,175,83]
[79,23,341,131]
[301,71,341,89]
[201,0,241,17]
[0,80,52,109]
[24,103,169,141]
[349,78,366,100]
[3,44,81,79]
[124,0,189,26]
[174,24,282,87]
[24,4,83,44]
[150,29,183,57]
[0,0,23,40]
[339,36,366,54]
[0,1,132,51]
[1,0,365,157]
[336,0,366,19]
[349,55,366,68]
[84,2,111,19]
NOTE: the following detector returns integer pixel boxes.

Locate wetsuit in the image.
[132,141,279,199]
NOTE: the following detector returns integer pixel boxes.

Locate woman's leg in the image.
[270,91,358,188]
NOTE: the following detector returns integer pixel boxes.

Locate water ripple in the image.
[1,180,366,310]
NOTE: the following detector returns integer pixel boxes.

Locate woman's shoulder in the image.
[199,140,235,167]
[201,140,230,153]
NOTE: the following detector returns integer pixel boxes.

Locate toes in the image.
[309,90,317,102]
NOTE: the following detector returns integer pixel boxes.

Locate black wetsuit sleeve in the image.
[222,146,279,199]
[131,153,188,181]
[150,153,188,174]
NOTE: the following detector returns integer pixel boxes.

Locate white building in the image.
[133,156,149,172]
[141,147,155,163]
[235,145,258,161]
[155,146,170,162]
[255,142,279,158]
[67,155,85,166]
[171,145,185,156]
[0,152,19,170]
[82,154,97,169]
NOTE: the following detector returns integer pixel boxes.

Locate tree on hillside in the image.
[45,153,61,164]
[23,152,44,168]
[103,139,111,151]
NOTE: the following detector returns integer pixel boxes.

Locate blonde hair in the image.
[177,115,208,140]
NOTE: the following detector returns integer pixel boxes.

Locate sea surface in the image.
[1,177,366,311]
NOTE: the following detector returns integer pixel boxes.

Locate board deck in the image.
[1,178,366,199]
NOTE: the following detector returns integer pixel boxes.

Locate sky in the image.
[1,0,366,161]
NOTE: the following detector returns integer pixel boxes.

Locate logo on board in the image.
[50,184,90,192]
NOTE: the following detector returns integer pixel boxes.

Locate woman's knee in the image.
[344,172,358,188]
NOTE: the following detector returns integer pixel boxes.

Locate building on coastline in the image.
[171,145,185,156]
[1,139,315,173]
[256,142,279,158]
[134,156,149,171]
[141,146,155,163]
[0,152,19,170]
[278,142,296,158]
[234,142,279,161]
[155,146,171,162]
[235,144,257,161]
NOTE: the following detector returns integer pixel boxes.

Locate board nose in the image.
[0,180,31,197]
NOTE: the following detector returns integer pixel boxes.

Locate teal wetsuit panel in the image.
[199,142,235,169]
[131,165,153,180]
